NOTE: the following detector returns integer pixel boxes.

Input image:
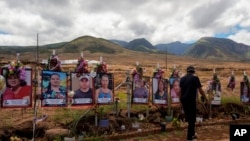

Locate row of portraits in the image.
[1,68,250,108]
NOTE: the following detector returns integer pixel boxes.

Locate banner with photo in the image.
[94,73,114,104]
[1,67,32,108]
[152,78,168,105]
[70,72,94,105]
[240,82,250,103]
[209,82,222,105]
[132,76,151,104]
[169,77,181,104]
[41,70,67,107]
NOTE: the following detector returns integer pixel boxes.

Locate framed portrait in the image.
[209,82,221,105]
[240,82,250,103]
[41,70,67,107]
[70,72,94,105]
[1,67,32,108]
[152,78,168,105]
[169,77,180,104]
[94,73,114,104]
[132,76,151,104]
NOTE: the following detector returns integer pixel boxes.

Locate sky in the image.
[0,0,250,46]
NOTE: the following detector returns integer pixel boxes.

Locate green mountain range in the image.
[155,41,193,55]
[184,37,250,61]
[1,35,250,61]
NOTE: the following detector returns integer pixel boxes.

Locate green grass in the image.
[221,95,241,105]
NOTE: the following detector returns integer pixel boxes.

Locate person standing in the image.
[180,66,207,141]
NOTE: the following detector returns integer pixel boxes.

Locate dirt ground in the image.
[122,124,230,141]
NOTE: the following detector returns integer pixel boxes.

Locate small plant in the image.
[97,107,108,120]
[171,117,181,128]
[243,105,250,114]
[10,136,21,141]
[53,135,63,141]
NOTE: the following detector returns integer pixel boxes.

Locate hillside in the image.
[109,39,128,48]
[0,36,130,57]
[155,41,192,55]
[126,38,156,52]
[59,36,127,54]
[184,37,250,61]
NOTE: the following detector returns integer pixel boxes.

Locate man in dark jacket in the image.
[180,66,207,141]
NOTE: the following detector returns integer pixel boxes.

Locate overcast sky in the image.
[0,0,250,46]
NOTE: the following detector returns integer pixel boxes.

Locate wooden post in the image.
[209,90,212,119]
[126,70,131,119]
[95,112,98,127]
[32,33,39,141]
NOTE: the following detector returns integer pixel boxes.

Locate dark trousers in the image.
[181,100,196,140]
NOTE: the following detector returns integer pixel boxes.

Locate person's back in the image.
[180,73,201,102]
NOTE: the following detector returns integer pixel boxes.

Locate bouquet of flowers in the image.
[5,60,26,80]
[93,61,108,73]
[76,56,89,77]
[153,67,164,79]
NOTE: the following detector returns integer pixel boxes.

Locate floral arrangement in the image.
[47,54,61,71]
[5,60,26,80]
[76,57,89,77]
[153,67,164,79]
[212,73,220,83]
[243,72,249,85]
[170,68,179,78]
[132,64,143,80]
[93,61,108,73]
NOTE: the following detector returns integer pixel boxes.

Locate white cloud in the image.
[228,30,250,45]
[0,0,250,46]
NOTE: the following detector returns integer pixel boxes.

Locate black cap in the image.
[187,66,195,73]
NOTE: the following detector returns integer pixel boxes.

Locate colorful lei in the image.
[5,60,26,80]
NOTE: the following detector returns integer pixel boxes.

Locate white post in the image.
[52,49,55,55]
[100,56,103,62]
[136,61,139,66]
[174,64,176,69]
[81,52,84,58]
[157,62,160,68]
[213,68,215,74]
[16,53,20,60]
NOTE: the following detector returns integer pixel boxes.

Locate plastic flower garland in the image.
[47,54,61,71]
[212,73,220,83]
[93,61,108,73]
[170,68,179,78]
[153,67,164,79]
[5,60,26,80]
[243,72,249,85]
[132,64,143,80]
[76,56,89,77]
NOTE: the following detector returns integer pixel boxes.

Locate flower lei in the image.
[94,61,108,73]
[47,55,61,71]
[243,74,249,85]
[132,65,143,83]
[212,73,220,83]
[6,60,26,80]
[76,57,89,77]
[170,68,179,78]
[153,67,164,79]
